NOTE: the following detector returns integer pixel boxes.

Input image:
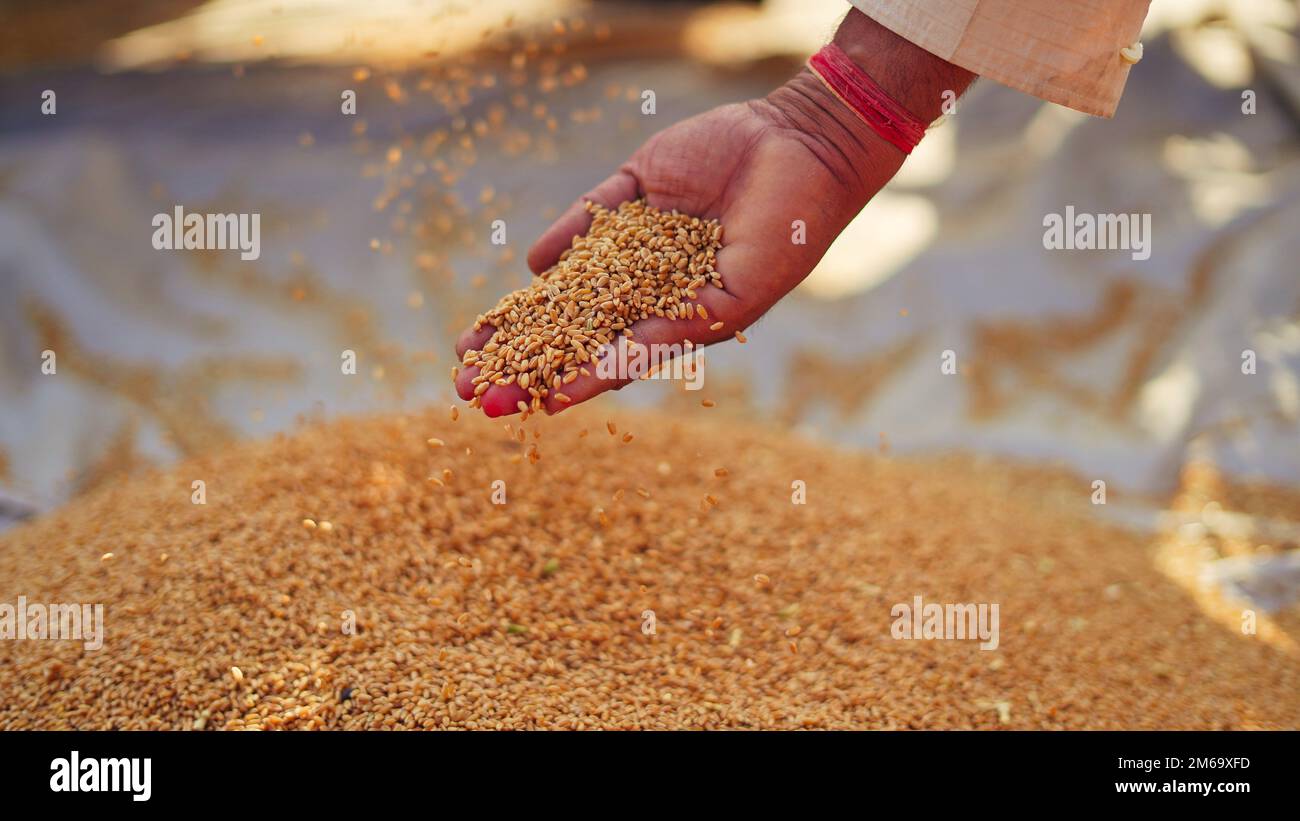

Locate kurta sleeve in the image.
[846,0,1152,117]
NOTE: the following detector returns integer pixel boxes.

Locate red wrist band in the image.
[807,43,927,155]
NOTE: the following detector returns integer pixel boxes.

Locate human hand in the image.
[455,10,974,417]
[454,72,903,417]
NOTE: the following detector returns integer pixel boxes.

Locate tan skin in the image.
[456,11,974,417]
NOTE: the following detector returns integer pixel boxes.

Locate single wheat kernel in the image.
[701,399,715,408]
[709,322,724,331]
[427,438,445,448]
[734,332,746,344]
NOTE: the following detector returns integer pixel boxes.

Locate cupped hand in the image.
[455,73,903,417]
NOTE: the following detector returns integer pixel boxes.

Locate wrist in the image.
[830,7,975,124]
[758,8,976,199]
[759,68,900,204]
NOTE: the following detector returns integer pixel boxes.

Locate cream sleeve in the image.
[847,0,1153,117]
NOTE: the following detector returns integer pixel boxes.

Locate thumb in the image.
[525,169,641,274]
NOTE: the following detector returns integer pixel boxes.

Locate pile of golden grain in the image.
[462,199,723,414]
[1,407,1297,729]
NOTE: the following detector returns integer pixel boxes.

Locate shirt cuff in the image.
[846,0,1152,118]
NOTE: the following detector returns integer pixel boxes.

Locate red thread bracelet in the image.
[807,43,927,155]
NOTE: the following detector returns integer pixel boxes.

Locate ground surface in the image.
[1,408,1296,729]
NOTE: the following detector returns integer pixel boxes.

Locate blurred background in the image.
[1,0,1298,616]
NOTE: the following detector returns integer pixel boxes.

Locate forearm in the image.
[762,8,976,201]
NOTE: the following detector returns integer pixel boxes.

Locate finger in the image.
[526,169,641,274]
[457,364,533,417]
[456,323,496,359]
[454,325,496,401]
[478,382,532,418]
[454,364,479,401]
[542,288,743,415]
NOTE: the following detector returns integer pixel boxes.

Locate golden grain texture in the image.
[1,408,1297,729]
[462,199,722,412]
